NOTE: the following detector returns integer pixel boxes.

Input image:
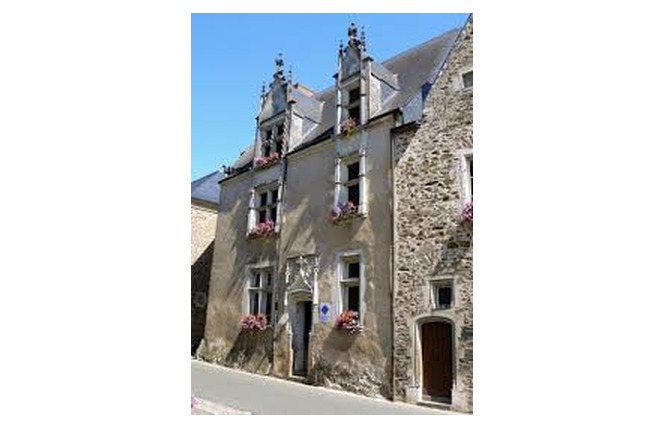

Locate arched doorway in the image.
[421,321,454,403]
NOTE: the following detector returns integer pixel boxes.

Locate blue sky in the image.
[191,13,470,181]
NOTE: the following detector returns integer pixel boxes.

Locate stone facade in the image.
[392,17,473,412]
[191,203,217,355]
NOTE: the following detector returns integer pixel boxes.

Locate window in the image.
[345,161,360,206]
[460,150,473,202]
[248,182,282,234]
[248,267,274,324]
[431,279,454,309]
[334,151,367,216]
[467,156,473,198]
[346,85,361,123]
[257,186,279,224]
[263,129,273,157]
[341,256,361,315]
[276,125,284,155]
[462,70,473,89]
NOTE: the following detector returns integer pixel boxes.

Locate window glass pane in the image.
[258,209,267,224]
[277,124,284,136]
[271,189,279,204]
[269,207,277,222]
[463,71,473,88]
[438,286,452,308]
[254,273,261,288]
[347,285,360,313]
[265,272,272,288]
[347,184,359,205]
[265,292,273,324]
[263,145,271,157]
[349,106,360,122]
[250,291,259,315]
[347,162,359,180]
[276,139,283,156]
[349,87,360,104]
[265,129,272,140]
[468,157,473,197]
[347,262,360,279]
[260,192,268,207]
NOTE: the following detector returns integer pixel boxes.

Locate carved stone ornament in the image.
[285,255,319,302]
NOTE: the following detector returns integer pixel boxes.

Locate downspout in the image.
[389,111,400,399]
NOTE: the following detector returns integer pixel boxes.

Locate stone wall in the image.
[392,17,473,412]
[191,203,218,355]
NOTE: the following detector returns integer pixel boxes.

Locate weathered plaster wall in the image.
[392,17,473,412]
[271,120,395,398]
[196,173,276,374]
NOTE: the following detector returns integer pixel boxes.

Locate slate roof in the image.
[229,26,462,171]
[191,170,222,207]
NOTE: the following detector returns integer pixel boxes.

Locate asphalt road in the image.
[191,359,454,415]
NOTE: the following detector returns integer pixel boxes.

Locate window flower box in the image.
[461,199,473,224]
[335,310,362,335]
[240,314,268,331]
[248,220,276,239]
[255,152,280,170]
[340,117,358,138]
[330,202,361,225]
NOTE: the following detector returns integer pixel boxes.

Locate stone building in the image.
[195,15,473,412]
[191,171,222,355]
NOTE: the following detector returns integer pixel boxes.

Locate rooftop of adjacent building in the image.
[191,170,222,208]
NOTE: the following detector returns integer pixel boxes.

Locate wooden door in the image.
[422,321,453,401]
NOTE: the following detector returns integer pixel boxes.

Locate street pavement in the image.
[191,359,457,415]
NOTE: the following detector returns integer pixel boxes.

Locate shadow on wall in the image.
[192,240,214,355]
[225,328,274,374]
[309,325,392,399]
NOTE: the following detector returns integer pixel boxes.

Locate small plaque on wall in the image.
[319,302,332,323]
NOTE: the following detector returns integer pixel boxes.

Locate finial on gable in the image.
[260,81,266,97]
[288,67,293,85]
[348,23,358,41]
[274,53,284,78]
[360,26,366,48]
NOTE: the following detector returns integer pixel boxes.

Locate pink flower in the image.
[335,310,362,334]
[248,220,276,239]
[240,314,268,331]
[330,202,359,224]
[462,199,473,224]
[191,396,197,408]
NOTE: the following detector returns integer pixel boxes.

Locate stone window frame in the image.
[429,277,455,311]
[339,75,363,129]
[333,149,368,215]
[245,263,276,325]
[335,249,366,326]
[257,112,286,158]
[459,149,473,203]
[247,179,283,234]
[457,66,473,91]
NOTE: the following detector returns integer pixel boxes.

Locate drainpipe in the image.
[389,112,398,399]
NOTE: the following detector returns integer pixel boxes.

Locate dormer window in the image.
[276,124,284,155]
[346,86,361,124]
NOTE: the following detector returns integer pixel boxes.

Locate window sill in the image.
[330,212,365,226]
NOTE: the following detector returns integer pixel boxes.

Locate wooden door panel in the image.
[422,322,453,400]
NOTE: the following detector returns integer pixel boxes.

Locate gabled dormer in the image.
[334,23,398,137]
[335,23,366,135]
[254,54,289,170]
